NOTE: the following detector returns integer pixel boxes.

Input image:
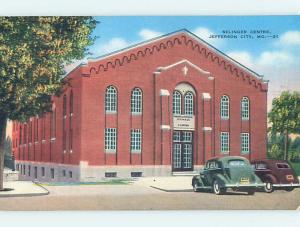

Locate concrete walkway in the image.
[0,181,49,197]
[135,176,194,192]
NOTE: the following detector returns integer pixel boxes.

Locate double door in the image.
[172,130,193,171]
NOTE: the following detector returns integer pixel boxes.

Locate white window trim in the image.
[130,129,142,153]
[105,128,117,153]
[241,133,250,154]
[105,86,118,113]
[131,88,143,114]
[220,132,230,153]
[241,97,250,120]
[220,95,230,119]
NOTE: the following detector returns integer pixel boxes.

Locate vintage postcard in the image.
[0,15,300,211]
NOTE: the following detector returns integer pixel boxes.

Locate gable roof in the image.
[86,29,265,80]
[65,29,268,91]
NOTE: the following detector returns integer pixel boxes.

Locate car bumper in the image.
[224,183,265,188]
[273,183,300,188]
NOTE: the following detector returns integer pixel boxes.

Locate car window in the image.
[228,160,246,167]
[276,163,290,169]
[206,161,219,169]
[256,163,268,170]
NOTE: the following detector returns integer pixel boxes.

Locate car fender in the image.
[253,174,263,184]
[213,174,227,187]
[262,174,278,184]
[192,175,205,187]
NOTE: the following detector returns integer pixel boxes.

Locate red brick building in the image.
[12,29,268,182]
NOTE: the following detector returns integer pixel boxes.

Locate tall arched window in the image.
[131,88,142,114]
[184,92,194,115]
[105,86,117,112]
[173,91,182,115]
[69,91,73,151]
[220,95,229,119]
[241,97,249,120]
[62,95,67,151]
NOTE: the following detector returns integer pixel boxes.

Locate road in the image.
[0,183,299,210]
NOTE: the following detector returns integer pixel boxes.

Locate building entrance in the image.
[172,130,193,171]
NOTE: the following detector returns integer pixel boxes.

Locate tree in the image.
[268,91,300,160]
[0,17,97,190]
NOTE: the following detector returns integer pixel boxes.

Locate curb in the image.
[150,186,193,192]
[0,181,50,198]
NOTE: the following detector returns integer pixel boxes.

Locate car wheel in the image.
[192,180,199,192]
[285,187,294,192]
[247,189,256,195]
[213,180,226,195]
[264,181,274,193]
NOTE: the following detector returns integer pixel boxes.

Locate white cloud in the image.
[96,37,130,55]
[278,30,300,46]
[139,29,163,40]
[257,51,294,66]
[227,51,254,68]
[193,27,223,47]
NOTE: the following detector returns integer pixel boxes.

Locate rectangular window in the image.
[220,132,229,153]
[182,131,192,142]
[34,166,37,179]
[105,128,117,152]
[62,169,66,177]
[131,172,142,177]
[28,165,31,176]
[41,167,45,177]
[241,133,250,154]
[105,172,117,178]
[50,168,55,179]
[130,129,142,152]
[69,171,73,178]
[173,131,180,142]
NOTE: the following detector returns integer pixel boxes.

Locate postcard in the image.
[0,15,299,211]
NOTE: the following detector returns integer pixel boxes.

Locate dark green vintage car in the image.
[192,156,265,195]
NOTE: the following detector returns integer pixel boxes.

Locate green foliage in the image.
[0,17,97,121]
[268,91,300,134]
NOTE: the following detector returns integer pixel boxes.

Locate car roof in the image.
[251,159,289,164]
[207,156,249,163]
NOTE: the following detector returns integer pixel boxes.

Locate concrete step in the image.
[172,171,198,176]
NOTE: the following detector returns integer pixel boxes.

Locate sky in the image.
[66,16,300,110]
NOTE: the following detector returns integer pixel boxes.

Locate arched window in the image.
[173,91,182,115]
[131,88,142,114]
[69,91,73,151]
[220,95,229,119]
[62,95,67,151]
[241,97,249,120]
[184,92,194,115]
[105,86,117,112]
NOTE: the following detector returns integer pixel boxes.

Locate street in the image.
[0,182,299,210]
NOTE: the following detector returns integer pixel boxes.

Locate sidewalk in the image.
[0,181,49,197]
[135,176,194,192]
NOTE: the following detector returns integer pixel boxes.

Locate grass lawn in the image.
[290,162,300,176]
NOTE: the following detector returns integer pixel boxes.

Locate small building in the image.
[12,29,268,182]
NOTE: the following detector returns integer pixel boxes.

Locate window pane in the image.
[131,88,142,114]
[241,133,250,154]
[241,97,249,119]
[130,129,142,152]
[173,91,181,115]
[105,128,117,151]
[105,86,117,112]
[220,95,229,119]
[221,132,229,153]
[184,92,194,115]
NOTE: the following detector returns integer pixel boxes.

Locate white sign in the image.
[173,116,195,130]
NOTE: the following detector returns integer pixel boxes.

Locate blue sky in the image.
[67,16,300,109]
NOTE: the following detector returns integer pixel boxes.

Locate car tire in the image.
[247,189,256,195]
[285,187,294,192]
[213,180,226,195]
[264,181,274,193]
[192,180,199,192]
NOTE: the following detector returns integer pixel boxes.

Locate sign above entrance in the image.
[173,116,195,131]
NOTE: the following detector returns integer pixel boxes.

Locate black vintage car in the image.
[251,159,300,193]
[192,156,264,195]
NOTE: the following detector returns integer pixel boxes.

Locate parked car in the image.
[192,156,264,195]
[251,159,300,193]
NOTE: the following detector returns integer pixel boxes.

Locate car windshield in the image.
[276,163,290,169]
[228,160,246,167]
